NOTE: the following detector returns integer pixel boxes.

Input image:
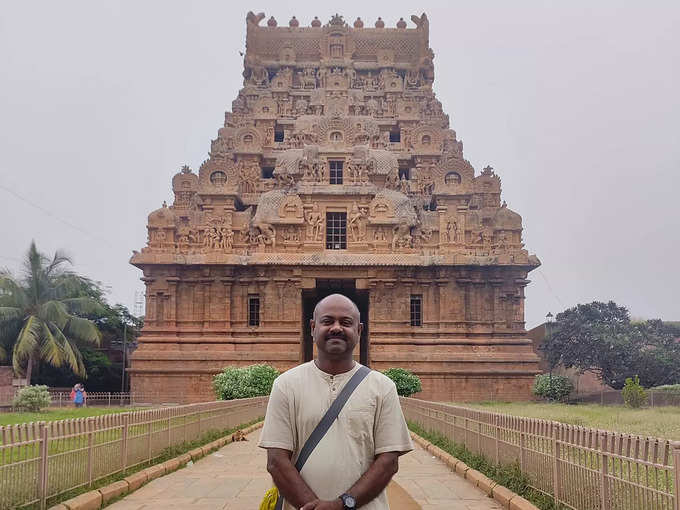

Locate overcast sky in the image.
[1,1,678,327]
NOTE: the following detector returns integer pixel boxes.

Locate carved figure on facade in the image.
[399,175,410,194]
[348,202,367,242]
[411,224,433,249]
[392,220,413,250]
[282,226,300,243]
[247,65,269,87]
[237,161,259,193]
[385,168,399,190]
[305,203,324,241]
[248,220,276,249]
[298,67,318,89]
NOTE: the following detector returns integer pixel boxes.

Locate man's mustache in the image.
[326,333,346,340]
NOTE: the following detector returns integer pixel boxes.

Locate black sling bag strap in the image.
[275,364,371,510]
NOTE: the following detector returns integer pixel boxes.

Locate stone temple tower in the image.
[129,12,541,403]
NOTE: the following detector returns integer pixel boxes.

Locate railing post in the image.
[121,414,129,472]
[167,411,172,448]
[552,424,561,505]
[87,418,94,486]
[519,419,526,472]
[495,414,500,465]
[464,414,469,449]
[147,416,153,462]
[672,444,680,510]
[198,410,202,439]
[600,432,610,510]
[58,392,62,408]
[183,413,187,443]
[38,422,49,510]
[108,392,111,408]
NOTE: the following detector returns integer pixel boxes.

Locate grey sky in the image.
[1,1,678,327]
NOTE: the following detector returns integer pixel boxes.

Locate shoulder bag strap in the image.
[294,365,371,471]
[275,365,370,510]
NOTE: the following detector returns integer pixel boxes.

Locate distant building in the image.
[129,13,541,403]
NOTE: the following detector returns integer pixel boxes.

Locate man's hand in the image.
[300,499,343,510]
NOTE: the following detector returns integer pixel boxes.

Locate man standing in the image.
[259,294,413,510]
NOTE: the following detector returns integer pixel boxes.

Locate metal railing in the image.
[401,398,680,510]
[0,397,267,509]
[45,391,188,408]
[571,389,680,408]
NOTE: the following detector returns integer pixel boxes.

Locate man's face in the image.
[311,295,363,358]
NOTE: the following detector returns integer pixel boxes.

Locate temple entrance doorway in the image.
[301,279,369,366]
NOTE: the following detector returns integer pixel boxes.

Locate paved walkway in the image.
[107,430,501,510]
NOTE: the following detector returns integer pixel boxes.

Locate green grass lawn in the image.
[459,401,680,440]
[0,407,139,426]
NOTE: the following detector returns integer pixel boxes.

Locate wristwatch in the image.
[340,493,356,509]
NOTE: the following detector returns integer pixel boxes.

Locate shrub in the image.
[13,385,51,412]
[532,374,574,402]
[622,375,648,408]
[213,364,279,400]
[382,368,422,397]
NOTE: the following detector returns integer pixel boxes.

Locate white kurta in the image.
[259,361,414,510]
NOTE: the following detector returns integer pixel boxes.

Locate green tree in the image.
[541,301,680,389]
[0,242,102,382]
[32,277,143,391]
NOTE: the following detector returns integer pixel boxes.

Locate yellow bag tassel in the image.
[259,487,280,510]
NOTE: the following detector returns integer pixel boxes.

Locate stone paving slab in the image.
[393,443,503,510]
[107,429,501,510]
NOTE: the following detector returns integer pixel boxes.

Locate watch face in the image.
[343,494,356,508]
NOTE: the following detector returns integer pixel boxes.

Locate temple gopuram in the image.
[129,12,541,403]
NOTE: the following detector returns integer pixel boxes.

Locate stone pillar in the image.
[166,278,178,328]
[201,279,213,329]
[221,278,233,328]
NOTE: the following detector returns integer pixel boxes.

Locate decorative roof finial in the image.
[353,17,364,28]
[328,14,345,26]
[311,16,321,27]
[289,16,299,27]
[180,165,192,174]
[396,18,407,29]
[267,16,277,27]
[375,17,385,28]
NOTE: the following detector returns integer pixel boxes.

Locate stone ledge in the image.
[162,458,181,473]
[123,471,148,492]
[142,464,166,482]
[509,495,538,510]
[61,491,102,510]
[409,430,540,510]
[49,421,264,510]
[492,485,517,507]
[98,480,129,504]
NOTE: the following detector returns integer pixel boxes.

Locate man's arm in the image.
[300,451,400,510]
[266,448,318,509]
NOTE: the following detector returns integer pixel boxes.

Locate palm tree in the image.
[0,241,102,383]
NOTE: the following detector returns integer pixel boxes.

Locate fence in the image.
[46,391,187,408]
[401,398,680,510]
[572,389,680,408]
[0,397,267,510]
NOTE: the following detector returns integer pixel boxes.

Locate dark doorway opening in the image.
[301,279,369,366]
